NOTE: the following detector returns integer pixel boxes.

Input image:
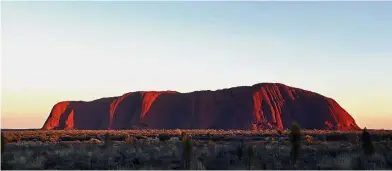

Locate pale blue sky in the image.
[1,1,392,129]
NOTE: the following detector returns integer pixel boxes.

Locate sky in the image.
[1,1,391,129]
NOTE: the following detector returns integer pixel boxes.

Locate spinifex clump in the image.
[290,122,301,164]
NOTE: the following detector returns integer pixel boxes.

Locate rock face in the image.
[42,83,360,130]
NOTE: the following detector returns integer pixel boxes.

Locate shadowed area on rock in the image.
[42,83,360,130]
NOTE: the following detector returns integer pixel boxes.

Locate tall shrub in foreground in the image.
[361,127,374,156]
[104,132,112,149]
[237,140,244,161]
[182,132,192,169]
[247,145,254,170]
[290,122,301,164]
[1,132,5,156]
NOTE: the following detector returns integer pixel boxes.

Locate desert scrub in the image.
[181,132,192,169]
[158,134,171,141]
[346,133,360,144]
[193,140,201,146]
[206,132,212,139]
[362,127,375,156]
[174,129,182,135]
[89,138,102,144]
[14,133,22,143]
[277,129,283,136]
[125,134,134,144]
[304,135,313,145]
[39,133,47,142]
[208,140,216,146]
[290,122,301,164]
[168,137,180,144]
[49,135,60,143]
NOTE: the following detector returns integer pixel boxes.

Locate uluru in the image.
[42,83,360,131]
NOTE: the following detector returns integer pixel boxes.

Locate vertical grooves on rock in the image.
[252,92,262,122]
[108,93,133,129]
[139,91,178,120]
[191,95,195,129]
[65,110,74,130]
[42,83,360,131]
[42,101,70,130]
[268,85,284,129]
[140,92,163,120]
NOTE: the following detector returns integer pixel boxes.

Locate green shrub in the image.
[290,122,301,164]
[361,127,374,156]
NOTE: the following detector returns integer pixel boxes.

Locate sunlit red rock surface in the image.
[42,83,360,130]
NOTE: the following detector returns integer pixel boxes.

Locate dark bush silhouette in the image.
[277,129,283,136]
[247,145,254,170]
[104,132,112,149]
[361,127,374,156]
[290,122,301,164]
[1,132,5,156]
[181,132,192,169]
[237,140,244,161]
[158,134,171,141]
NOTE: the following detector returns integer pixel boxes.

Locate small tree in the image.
[104,132,112,149]
[237,140,244,161]
[290,122,301,164]
[1,132,5,156]
[361,127,374,156]
[247,145,254,170]
[182,132,192,169]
